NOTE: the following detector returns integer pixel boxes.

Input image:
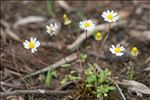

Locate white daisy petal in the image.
[23,42,27,46]
[25,40,29,43]
[120,46,125,51]
[115,53,119,56]
[107,10,110,13]
[34,48,37,51]
[115,16,119,19]
[33,48,37,51]
[33,38,37,42]
[109,44,125,56]
[118,52,124,56]
[102,14,106,19]
[23,41,30,49]
[31,49,35,53]
[23,42,28,46]
[35,41,40,47]
[103,12,108,16]
[79,20,95,31]
[24,45,29,49]
[23,37,40,53]
[46,23,58,36]
[50,24,53,27]
[102,10,119,23]
[109,48,115,54]
[114,17,119,20]
[104,18,108,22]
[23,43,30,49]
[111,10,114,14]
[46,26,49,29]
[116,53,121,56]
[112,45,115,49]
[30,37,33,42]
[113,12,117,16]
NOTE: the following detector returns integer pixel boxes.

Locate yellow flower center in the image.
[95,32,102,41]
[132,47,137,53]
[63,14,71,25]
[107,14,113,20]
[131,47,139,56]
[63,14,67,19]
[29,41,35,49]
[84,22,90,27]
[115,48,121,53]
[63,14,68,21]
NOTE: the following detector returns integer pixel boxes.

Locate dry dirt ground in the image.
[0,1,150,100]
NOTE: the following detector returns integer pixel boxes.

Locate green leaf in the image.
[45,69,53,86]
[107,86,116,90]
[97,85,116,94]
[87,63,94,67]
[51,70,57,77]
[68,75,79,80]
[86,84,93,88]
[80,53,88,62]
[98,68,110,83]
[47,0,54,17]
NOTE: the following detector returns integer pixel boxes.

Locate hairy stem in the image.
[68,24,83,73]
[127,60,135,80]
[96,23,110,64]
[58,39,69,64]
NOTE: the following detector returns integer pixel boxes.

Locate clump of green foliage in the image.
[61,63,116,99]
[85,64,116,99]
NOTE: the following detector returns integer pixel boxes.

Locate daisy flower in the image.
[23,37,40,53]
[95,32,102,41]
[63,14,71,25]
[79,20,95,31]
[102,10,119,23]
[109,44,125,56]
[131,47,139,56]
[46,23,58,36]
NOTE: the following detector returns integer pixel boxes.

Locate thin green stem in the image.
[58,40,69,64]
[85,30,87,40]
[96,41,99,64]
[57,35,75,67]
[85,30,88,52]
[127,60,135,80]
[96,23,110,64]
[68,25,83,73]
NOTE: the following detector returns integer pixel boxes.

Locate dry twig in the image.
[114,82,127,100]
[0,81,22,89]
[23,53,78,79]
[0,20,20,41]
[56,1,73,12]
[13,16,46,29]
[41,41,62,50]
[1,89,72,97]
[128,30,150,43]
[117,79,150,96]
[1,29,7,43]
